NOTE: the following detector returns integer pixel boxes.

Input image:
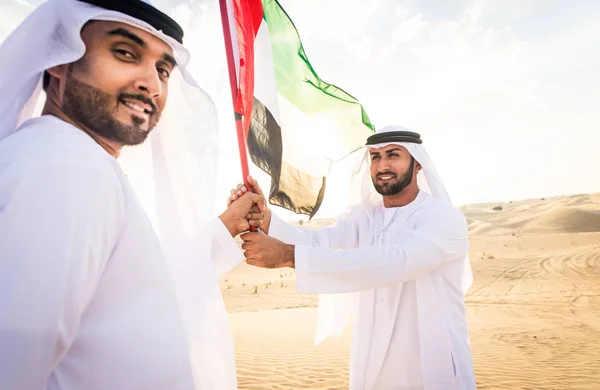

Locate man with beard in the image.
[229,126,476,389]
[0,0,263,389]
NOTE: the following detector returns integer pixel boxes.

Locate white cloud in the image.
[0,0,33,40]
[273,0,383,43]
[465,0,540,22]
[392,14,422,43]
[395,6,410,19]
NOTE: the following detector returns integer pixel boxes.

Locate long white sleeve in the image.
[294,204,469,294]
[210,217,244,278]
[269,210,360,250]
[0,161,123,389]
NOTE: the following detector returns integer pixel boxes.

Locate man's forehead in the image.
[369,144,408,153]
[82,20,174,56]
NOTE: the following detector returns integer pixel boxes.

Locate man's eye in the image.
[115,49,135,59]
[158,68,171,79]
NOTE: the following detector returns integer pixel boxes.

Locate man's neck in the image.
[382,185,420,208]
[42,100,122,158]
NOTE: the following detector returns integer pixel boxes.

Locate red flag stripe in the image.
[232,0,263,135]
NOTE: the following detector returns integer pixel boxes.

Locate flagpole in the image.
[219,0,258,231]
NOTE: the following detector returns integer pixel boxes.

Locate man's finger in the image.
[244,250,262,262]
[245,258,265,268]
[240,232,261,242]
[246,212,264,220]
[249,220,262,227]
[247,175,264,197]
[241,221,250,232]
[230,187,245,199]
[241,241,256,251]
[247,193,266,212]
[243,248,254,256]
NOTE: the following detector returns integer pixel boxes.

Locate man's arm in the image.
[212,191,266,278]
[0,162,123,388]
[243,204,468,293]
[293,205,468,293]
[267,211,356,249]
[209,217,245,278]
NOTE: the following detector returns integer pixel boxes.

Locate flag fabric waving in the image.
[229,0,374,218]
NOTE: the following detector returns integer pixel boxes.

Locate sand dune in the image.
[222,193,600,389]
[229,309,350,389]
[524,206,600,233]
[467,218,513,236]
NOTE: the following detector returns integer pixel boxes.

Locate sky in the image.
[267,0,600,209]
[3,0,599,219]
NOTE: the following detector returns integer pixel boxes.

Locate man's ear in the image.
[46,64,68,82]
[415,160,422,172]
[44,64,70,95]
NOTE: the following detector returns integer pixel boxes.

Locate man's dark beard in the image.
[62,72,160,146]
[372,156,415,196]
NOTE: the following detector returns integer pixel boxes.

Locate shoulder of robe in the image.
[0,123,127,222]
[339,203,371,223]
[417,195,468,233]
[0,118,122,187]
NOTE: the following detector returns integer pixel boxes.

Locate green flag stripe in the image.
[261,0,375,133]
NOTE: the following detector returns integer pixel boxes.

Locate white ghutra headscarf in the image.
[0,0,236,388]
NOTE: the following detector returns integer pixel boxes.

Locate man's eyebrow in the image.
[108,28,177,67]
[385,148,402,153]
[107,27,146,48]
[162,53,177,68]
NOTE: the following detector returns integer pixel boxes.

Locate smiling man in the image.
[230,126,476,389]
[43,21,174,152]
[0,0,264,389]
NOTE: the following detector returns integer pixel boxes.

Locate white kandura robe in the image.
[0,116,243,390]
[270,190,476,390]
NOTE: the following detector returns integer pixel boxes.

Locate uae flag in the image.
[226,0,374,218]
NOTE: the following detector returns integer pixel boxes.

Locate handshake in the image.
[218,175,295,269]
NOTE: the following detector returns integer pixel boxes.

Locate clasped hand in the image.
[226,175,295,269]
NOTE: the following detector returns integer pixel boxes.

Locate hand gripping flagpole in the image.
[218,0,258,231]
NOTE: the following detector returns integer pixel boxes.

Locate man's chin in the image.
[101,122,152,146]
[117,114,149,131]
[373,183,401,196]
[119,131,151,146]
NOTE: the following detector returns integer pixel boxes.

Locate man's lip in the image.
[120,98,153,114]
[377,175,396,180]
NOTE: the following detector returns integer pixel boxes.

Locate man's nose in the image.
[133,66,162,99]
[377,159,391,172]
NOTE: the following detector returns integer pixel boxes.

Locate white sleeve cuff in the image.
[210,217,244,278]
[269,213,315,246]
[269,212,288,241]
[293,245,314,293]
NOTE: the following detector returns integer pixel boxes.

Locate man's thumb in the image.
[249,192,266,212]
[247,175,263,196]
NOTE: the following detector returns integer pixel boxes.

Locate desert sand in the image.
[220,193,600,389]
